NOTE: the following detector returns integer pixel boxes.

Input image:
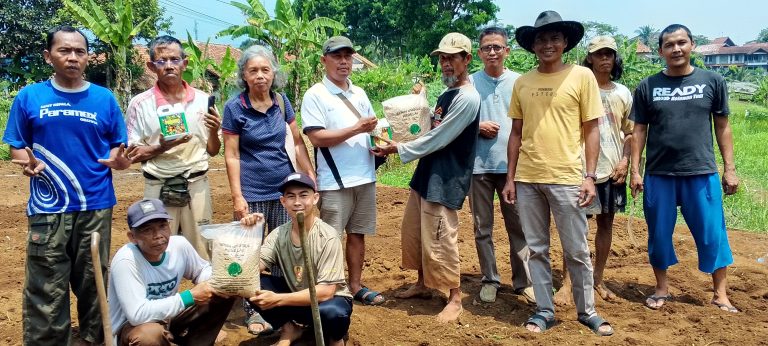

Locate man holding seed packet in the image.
[125,35,222,260]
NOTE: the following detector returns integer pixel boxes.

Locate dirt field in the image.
[0,157,767,345]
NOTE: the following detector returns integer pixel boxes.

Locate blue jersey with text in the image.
[3,80,127,215]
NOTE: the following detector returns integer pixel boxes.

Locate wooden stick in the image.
[90,232,113,346]
[297,212,324,346]
[627,157,646,248]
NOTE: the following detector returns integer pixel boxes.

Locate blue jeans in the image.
[250,275,353,342]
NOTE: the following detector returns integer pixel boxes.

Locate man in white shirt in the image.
[108,199,235,345]
[125,35,222,260]
[301,36,385,306]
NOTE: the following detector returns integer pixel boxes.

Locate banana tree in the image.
[210,46,238,103]
[63,0,150,110]
[182,31,215,93]
[219,0,344,106]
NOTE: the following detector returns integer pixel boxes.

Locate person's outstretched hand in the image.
[372,136,399,157]
[12,147,46,177]
[98,143,132,170]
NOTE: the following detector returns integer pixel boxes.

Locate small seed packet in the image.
[157,103,189,140]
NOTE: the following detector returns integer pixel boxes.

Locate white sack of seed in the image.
[382,88,431,142]
[201,222,264,297]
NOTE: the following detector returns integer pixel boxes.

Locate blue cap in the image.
[278,172,317,193]
[127,199,172,228]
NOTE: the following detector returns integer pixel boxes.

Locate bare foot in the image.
[394,284,432,299]
[273,322,303,346]
[553,285,572,306]
[215,330,228,343]
[595,283,617,301]
[436,301,463,323]
[525,323,542,333]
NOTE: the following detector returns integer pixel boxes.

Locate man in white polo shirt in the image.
[300,36,385,306]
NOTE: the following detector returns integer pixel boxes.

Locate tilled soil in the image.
[0,157,766,345]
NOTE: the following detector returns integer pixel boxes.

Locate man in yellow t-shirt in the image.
[501,11,613,336]
[557,36,634,303]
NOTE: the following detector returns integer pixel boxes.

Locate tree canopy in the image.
[297,0,499,58]
[758,28,768,43]
[0,0,169,88]
[0,0,63,84]
[634,25,658,47]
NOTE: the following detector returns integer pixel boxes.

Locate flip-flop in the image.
[578,314,614,336]
[245,312,274,336]
[645,294,672,310]
[711,301,739,313]
[353,286,386,306]
[524,313,555,333]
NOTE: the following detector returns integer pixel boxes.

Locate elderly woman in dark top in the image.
[221,44,314,335]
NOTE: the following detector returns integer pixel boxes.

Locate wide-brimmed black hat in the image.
[515,10,584,53]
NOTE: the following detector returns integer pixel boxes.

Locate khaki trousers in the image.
[144,175,212,260]
[401,189,460,290]
[118,296,235,346]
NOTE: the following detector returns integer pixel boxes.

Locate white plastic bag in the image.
[382,88,431,142]
[200,222,264,297]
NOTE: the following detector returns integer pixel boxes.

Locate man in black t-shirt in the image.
[630,24,739,313]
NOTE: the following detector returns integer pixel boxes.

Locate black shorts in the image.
[586,181,627,215]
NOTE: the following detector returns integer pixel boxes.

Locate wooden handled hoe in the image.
[90,232,113,346]
[296,211,325,346]
[627,157,646,248]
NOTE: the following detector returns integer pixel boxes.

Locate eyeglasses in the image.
[480,45,506,53]
[152,58,183,67]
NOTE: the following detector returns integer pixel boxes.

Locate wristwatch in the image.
[585,173,597,182]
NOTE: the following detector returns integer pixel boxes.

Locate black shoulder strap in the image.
[316,147,344,189]
[306,93,362,190]
[336,93,362,119]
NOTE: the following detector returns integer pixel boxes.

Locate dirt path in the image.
[0,158,766,345]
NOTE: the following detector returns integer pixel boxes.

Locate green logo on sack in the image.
[409,124,421,135]
[227,262,242,277]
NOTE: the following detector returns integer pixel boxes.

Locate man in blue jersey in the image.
[2,25,132,345]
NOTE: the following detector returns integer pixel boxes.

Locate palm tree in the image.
[635,25,658,47]
[219,0,344,106]
[63,0,150,110]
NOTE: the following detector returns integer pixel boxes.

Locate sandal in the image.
[645,294,672,310]
[711,301,739,313]
[245,312,274,336]
[524,313,555,333]
[578,314,614,336]
[353,286,386,306]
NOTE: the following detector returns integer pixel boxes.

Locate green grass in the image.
[377,99,768,233]
[377,156,418,187]
[716,100,768,231]
[0,95,11,160]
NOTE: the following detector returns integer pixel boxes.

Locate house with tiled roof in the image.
[635,41,653,59]
[694,37,768,71]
